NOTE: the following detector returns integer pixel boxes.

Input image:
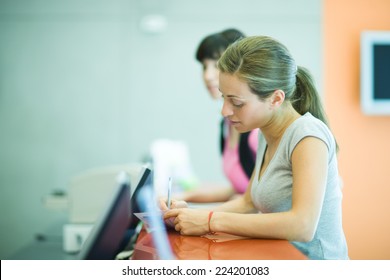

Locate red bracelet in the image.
[208,211,215,234]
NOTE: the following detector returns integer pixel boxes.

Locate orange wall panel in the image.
[324,0,390,259]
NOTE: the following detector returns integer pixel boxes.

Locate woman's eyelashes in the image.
[220,94,244,108]
[231,99,244,108]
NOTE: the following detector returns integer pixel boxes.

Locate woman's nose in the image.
[221,100,233,117]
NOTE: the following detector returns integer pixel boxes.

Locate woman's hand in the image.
[164,208,210,236]
[159,197,188,211]
[159,198,188,228]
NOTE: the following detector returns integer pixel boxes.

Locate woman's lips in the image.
[228,119,240,126]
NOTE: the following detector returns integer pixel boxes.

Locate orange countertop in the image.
[132,229,308,260]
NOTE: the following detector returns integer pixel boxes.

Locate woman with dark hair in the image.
[180,28,259,203]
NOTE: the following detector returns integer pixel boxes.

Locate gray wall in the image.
[0,0,322,258]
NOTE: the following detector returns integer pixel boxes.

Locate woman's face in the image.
[202,59,221,99]
[219,72,272,133]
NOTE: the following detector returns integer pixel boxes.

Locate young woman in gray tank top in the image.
[163,35,349,260]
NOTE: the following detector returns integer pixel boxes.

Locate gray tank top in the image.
[251,112,348,259]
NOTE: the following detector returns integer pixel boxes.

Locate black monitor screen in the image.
[373,44,390,100]
[78,173,131,260]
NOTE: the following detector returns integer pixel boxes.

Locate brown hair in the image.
[218,35,338,150]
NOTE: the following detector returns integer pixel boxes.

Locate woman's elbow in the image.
[289,219,316,242]
[296,231,315,243]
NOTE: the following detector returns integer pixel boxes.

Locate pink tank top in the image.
[222,128,258,194]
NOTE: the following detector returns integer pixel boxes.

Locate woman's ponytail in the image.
[292,66,328,126]
[293,66,339,151]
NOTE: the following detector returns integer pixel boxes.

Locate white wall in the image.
[0,0,322,258]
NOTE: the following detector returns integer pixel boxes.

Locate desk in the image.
[132,229,307,260]
[9,238,79,260]
[8,219,78,260]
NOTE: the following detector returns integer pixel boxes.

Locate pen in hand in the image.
[167,177,172,209]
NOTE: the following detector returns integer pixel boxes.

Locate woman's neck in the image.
[261,104,301,148]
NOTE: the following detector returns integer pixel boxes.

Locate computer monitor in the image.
[361,31,390,115]
[78,172,131,260]
[129,166,153,229]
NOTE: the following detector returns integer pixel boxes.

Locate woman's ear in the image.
[269,89,285,109]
